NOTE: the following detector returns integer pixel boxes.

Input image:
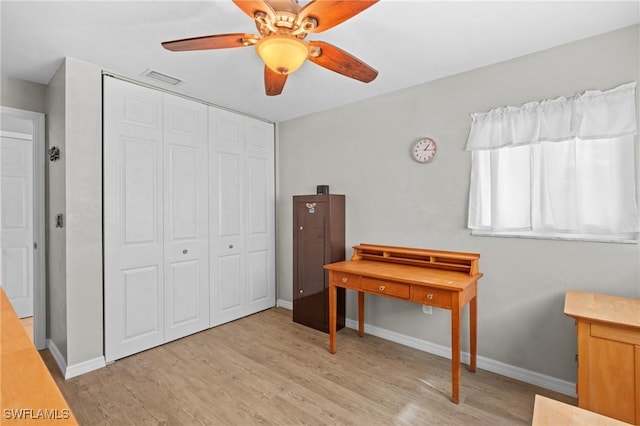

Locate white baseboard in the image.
[345,318,576,397]
[47,339,67,377]
[47,339,106,379]
[276,299,293,310]
[65,356,106,379]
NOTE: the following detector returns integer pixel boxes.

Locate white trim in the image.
[276,299,293,310]
[345,318,576,397]
[47,338,67,377]
[47,339,106,379]
[65,356,106,379]
[102,71,274,125]
[0,107,46,350]
[0,130,32,140]
[471,229,638,244]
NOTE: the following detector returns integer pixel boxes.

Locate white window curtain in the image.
[466,82,639,241]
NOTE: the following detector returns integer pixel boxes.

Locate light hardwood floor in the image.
[20,315,33,341]
[40,308,575,425]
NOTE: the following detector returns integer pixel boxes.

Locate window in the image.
[466,83,638,242]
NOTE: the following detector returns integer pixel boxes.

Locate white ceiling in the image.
[1,1,638,122]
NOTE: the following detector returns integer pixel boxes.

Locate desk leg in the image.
[470,294,477,373]
[329,282,337,354]
[451,295,461,404]
[358,291,365,337]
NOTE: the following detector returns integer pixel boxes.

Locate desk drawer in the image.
[361,278,410,299]
[411,286,452,309]
[331,272,359,289]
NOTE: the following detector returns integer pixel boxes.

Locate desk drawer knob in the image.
[341,277,348,283]
[427,293,434,300]
[379,285,386,291]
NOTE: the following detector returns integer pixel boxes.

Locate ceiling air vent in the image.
[140,69,183,86]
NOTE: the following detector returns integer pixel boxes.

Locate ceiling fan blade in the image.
[307,41,378,83]
[162,33,258,52]
[233,0,276,19]
[299,0,379,33]
[265,66,288,96]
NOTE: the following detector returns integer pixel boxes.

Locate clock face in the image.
[411,138,437,163]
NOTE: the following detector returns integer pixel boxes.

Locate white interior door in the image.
[245,118,275,311]
[163,93,209,342]
[209,108,246,326]
[104,78,164,362]
[0,131,34,318]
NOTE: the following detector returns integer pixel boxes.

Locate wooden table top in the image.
[532,395,632,425]
[324,259,482,291]
[564,290,640,329]
[0,288,78,425]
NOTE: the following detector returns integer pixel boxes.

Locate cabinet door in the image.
[577,320,640,424]
[293,198,327,328]
[583,333,637,423]
[209,108,246,326]
[104,77,164,362]
[163,93,209,342]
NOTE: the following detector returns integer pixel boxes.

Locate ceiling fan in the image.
[161,0,379,96]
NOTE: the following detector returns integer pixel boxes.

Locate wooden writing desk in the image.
[0,288,78,425]
[324,244,482,403]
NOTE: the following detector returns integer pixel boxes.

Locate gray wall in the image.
[46,62,68,358]
[277,25,640,385]
[0,75,47,113]
[64,58,103,366]
[43,57,103,369]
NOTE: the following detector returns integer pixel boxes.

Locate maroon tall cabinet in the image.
[293,194,345,333]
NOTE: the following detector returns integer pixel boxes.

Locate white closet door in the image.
[209,108,275,327]
[163,93,209,342]
[0,132,34,318]
[209,108,246,326]
[104,78,164,362]
[244,118,275,311]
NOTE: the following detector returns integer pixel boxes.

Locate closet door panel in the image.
[163,93,209,342]
[122,137,159,248]
[217,153,243,239]
[215,152,244,312]
[245,118,275,308]
[248,250,269,302]
[104,77,164,362]
[122,266,161,339]
[209,108,246,326]
[167,261,200,324]
[219,255,242,311]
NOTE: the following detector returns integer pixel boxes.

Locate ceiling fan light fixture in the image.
[256,35,308,75]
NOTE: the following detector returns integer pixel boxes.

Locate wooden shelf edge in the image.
[352,243,481,276]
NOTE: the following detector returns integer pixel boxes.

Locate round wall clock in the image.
[411,138,437,163]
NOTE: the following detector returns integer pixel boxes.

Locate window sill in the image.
[470,229,638,244]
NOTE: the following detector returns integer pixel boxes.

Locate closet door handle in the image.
[182,249,188,254]
[229,244,234,249]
